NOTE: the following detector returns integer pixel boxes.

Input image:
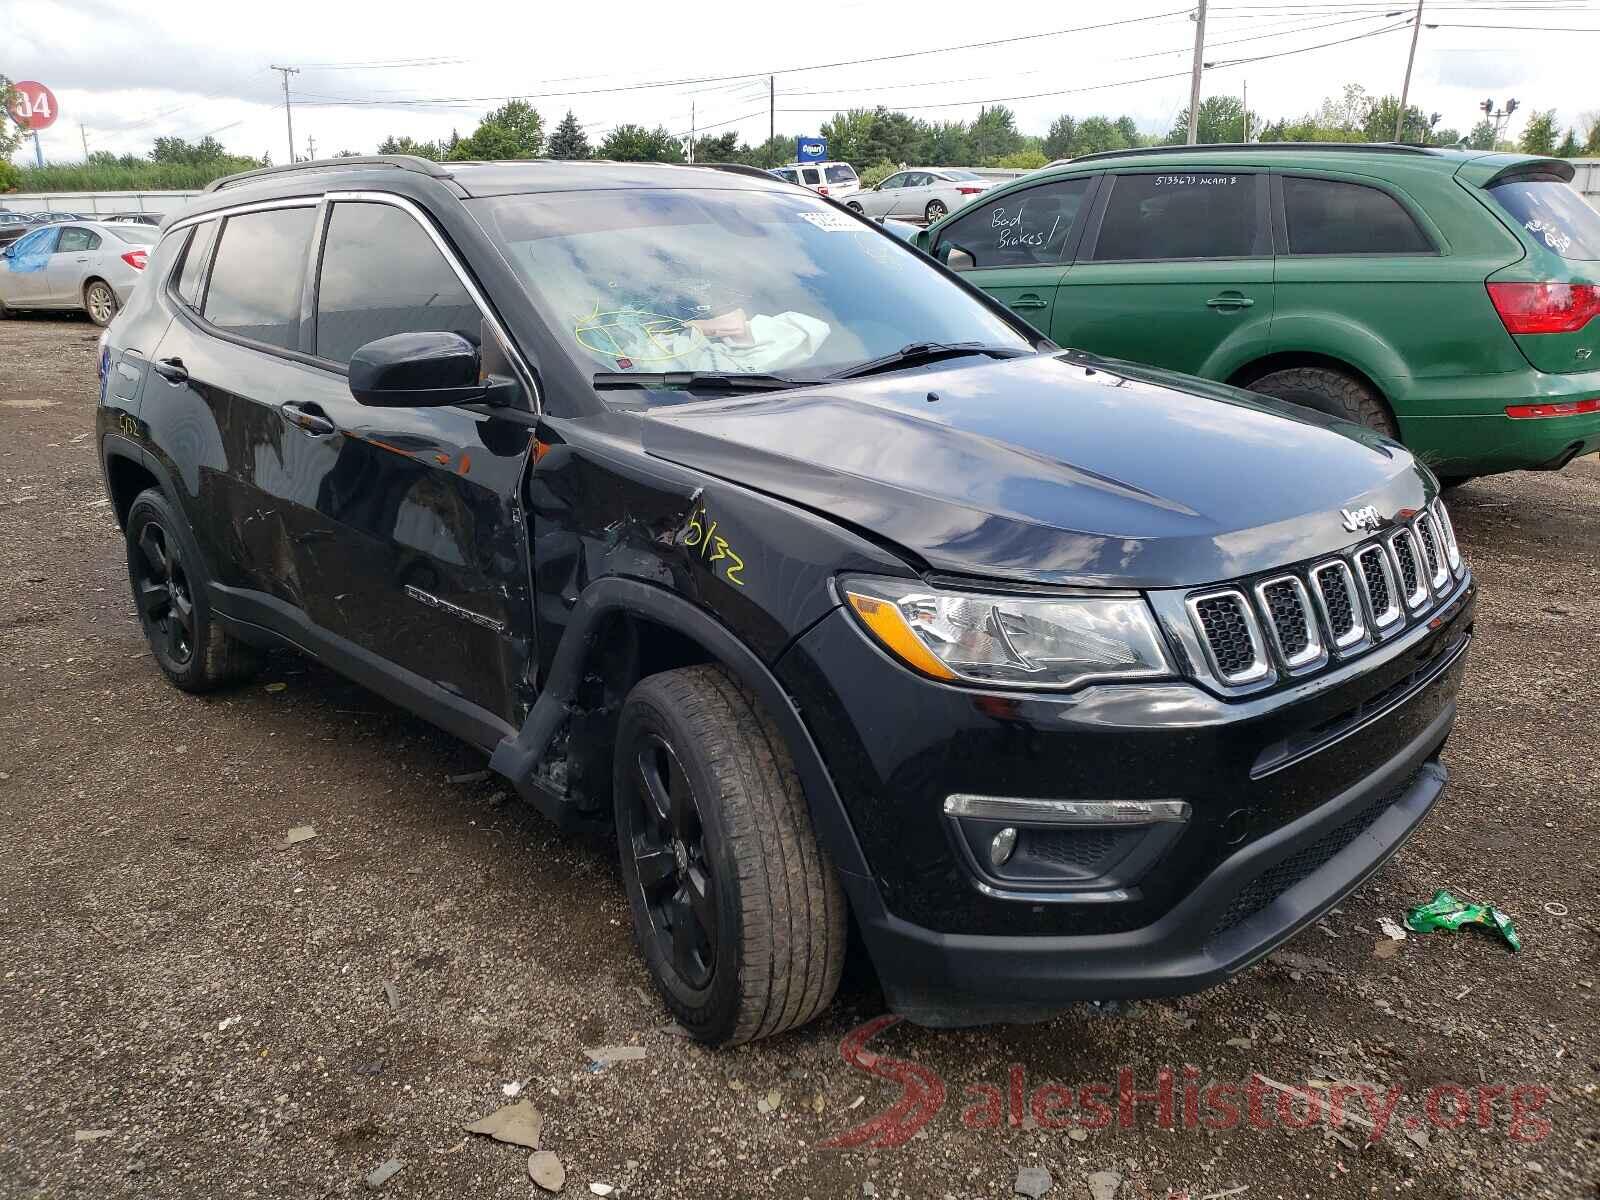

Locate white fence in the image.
[1,190,200,218]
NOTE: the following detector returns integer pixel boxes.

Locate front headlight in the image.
[841,576,1173,690]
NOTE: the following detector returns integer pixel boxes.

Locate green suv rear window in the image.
[1488,178,1600,260]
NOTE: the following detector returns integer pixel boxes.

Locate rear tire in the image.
[614,664,846,1046]
[1246,366,1398,439]
[84,279,118,327]
[125,488,262,693]
[925,199,948,223]
[846,201,864,214]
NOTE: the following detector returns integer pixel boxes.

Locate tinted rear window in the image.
[203,207,315,350]
[824,164,857,184]
[1091,172,1269,261]
[1282,176,1433,255]
[1488,178,1600,260]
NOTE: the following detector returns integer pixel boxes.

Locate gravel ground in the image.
[1,312,1596,1200]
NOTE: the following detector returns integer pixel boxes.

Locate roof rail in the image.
[697,162,779,179]
[205,154,455,193]
[1064,142,1436,165]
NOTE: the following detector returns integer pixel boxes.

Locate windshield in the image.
[109,225,159,245]
[1488,177,1600,261]
[469,188,1029,385]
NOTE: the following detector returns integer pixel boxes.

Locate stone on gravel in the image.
[447,769,491,784]
[462,1099,543,1149]
[275,825,316,850]
[584,1045,646,1065]
[364,1158,403,1189]
[73,1129,113,1142]
[589,1184,614,1197]
[1087,1169,1122,1200]
[1014,1164,1053,1197]
[528,1150,565,1192]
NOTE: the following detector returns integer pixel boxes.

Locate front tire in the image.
[846,201,864,214]
[1246,366,1398,439]
[925,199,948,223]
[614,665,846,1046]
[85,279,118,327]
[125,488,261,692]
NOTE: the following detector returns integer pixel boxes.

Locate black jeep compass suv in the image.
[97,156,1474,1044]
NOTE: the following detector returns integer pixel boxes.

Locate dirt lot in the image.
[0,312,1596,1200]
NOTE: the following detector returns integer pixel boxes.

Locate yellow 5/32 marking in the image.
[685,508,745,587]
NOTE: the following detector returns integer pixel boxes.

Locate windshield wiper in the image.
[592,370,812,393]
[829,341,1032,380]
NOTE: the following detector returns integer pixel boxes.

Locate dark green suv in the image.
[917,144,1600,482]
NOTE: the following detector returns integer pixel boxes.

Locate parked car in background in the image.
[98,155,1470,1045]
[0,213,36,246]
[849,167,992,224]
[0,220,158,325]
[770,161,860,200]
[919,144,1600,483]
[105,212,164,226]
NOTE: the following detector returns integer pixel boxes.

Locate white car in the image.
[848,168,993,225]
[0,220,156,326]
[770,161,861,201]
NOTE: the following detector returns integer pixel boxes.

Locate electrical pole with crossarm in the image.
[1395,0,1424,142]
[271,65,300,164]
[1186,0,1208,145]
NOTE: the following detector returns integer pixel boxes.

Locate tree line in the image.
[6,78,1600,195]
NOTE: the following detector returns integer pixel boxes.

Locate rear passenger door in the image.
[929,175,1098,335]
[1053,169,1274,377]
[48,226,99,304]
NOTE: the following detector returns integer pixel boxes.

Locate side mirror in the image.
[348,331,515,408]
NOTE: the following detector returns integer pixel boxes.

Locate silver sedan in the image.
[846,169,993,225]
[0,220,158,326]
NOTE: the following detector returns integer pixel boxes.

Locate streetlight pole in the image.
[1395,0,1424,142]
[1186,0,1208,145]
[271,65,300,164]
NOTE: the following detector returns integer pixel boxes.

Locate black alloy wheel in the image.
[132,517,196,669]
[626,733,718,990]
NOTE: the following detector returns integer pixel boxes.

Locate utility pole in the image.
[1395,0,1424,142]
[688,101,695,164]
[1242,81,1248,143]
[80,123,89,160]
[769,76,775,144]
[1186,0,1208,145]
[306,133,317,160]
[271,65,300,164]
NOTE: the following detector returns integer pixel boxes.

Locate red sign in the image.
[9,81,59,132]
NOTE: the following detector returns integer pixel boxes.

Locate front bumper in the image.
[777,574,1472,1024]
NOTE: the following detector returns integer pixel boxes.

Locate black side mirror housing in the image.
[348,331,514,408]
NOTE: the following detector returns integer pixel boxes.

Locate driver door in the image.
[861,172,907,218]
[929,175,1099,335]
[1,226,59,304]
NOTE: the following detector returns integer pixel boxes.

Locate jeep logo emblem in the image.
[1340,505,1384,533]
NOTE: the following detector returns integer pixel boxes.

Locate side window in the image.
[12,227,59,255]
[878,173,907,190]
[801,168,821,186]
[1281,176,1434,255]
[1089,172,1269,262]
[203,206,316,351]
[174,220,218,309]
[58,227,93,253]
[933,176,1093,269]
[314,201,480,365]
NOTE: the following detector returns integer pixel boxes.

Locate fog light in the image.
[989,827,1018,867]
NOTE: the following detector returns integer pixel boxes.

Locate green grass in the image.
[8,159,262,192]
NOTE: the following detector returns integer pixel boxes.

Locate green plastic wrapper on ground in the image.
[1404,889,1521,951]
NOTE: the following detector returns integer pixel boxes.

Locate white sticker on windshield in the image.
[799,211,859,232]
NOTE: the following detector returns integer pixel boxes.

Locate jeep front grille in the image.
[1181,502,1466,692]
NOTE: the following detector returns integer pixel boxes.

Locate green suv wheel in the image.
[1247,366,1398,440]
[614,664,846,1046]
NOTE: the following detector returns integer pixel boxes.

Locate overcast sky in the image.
[8,0,1599,168]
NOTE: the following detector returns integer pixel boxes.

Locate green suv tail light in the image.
[1486,282,1600,335]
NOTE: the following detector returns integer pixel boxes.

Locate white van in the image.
[770,161,861,201]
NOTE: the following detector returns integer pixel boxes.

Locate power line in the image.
[779,16,1413,113]
[270,9,1193,109]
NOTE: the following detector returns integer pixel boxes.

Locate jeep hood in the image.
[639,353,1431,590]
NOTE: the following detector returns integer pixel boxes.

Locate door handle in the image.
[280,401,336,437]
[1010,294,1049,310]
[152,356,189,384]
[1206,294,1255,309]
[75,256,89,263]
